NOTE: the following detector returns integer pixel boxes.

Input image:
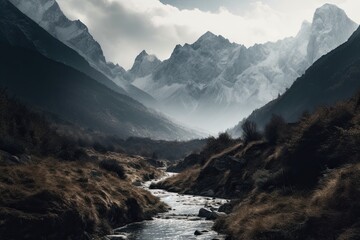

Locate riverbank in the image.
[153,94,360,239]
[0,154,168,240]
[109,173,228,240]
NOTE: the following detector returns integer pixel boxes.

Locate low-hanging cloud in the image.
[57,0,360,69]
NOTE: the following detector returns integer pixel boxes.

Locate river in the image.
[107,173,228,240]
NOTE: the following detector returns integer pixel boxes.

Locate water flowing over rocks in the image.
[107,173,228,240]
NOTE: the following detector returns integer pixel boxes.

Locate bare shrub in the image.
[241,120,262,143]
[264,114,286,144]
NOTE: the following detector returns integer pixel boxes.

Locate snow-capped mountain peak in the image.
[134,50,159,63]
[128,50,161,79]
[307,3,358,63]
[197,31,217,41]
[9,0,56,22]
[131,4,358,132]
[135,50,149,60]
[314,3,346,18]
[9,0,156,106]
[193,31,234,51]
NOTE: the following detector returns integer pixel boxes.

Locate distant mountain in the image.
[8,0,155,106]
[128,50,162,79]
[0,0,200,140]
[131,4,358,132]
[230,25,360,136]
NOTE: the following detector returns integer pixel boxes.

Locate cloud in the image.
[159,0,254,13]
[56,0,359,69]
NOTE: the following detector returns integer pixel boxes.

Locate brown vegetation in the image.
[241,120,262,143]
[0,159,167,240]
[0,90,167,239]
[167,132,240,172]
[154,92,360,239]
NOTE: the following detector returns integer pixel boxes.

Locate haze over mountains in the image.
[230,24,360,136]
[0,0,200,140]
[3,0,360,139]
[9,0,156,106]
[130,4,358,133]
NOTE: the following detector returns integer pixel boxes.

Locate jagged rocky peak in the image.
[134,50,159,63]
[312,3,356,30]
[307,3,358,63]
[136,50,149,60]
[9,0,159,105]
[314,3,346,19]
[129,50,161,78]
[9,0,104,61]
[198,31,217,40]
[192,31,233,50]
[8,0,56,22]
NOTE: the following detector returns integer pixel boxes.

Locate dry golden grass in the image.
[157,93,360,240]
[0,158,167,240]
[215,164,360,240]
[86,149,164,183]
[151,167,201,193]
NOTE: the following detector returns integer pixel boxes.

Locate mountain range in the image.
[9,1,358,134]
[230,24,360,136]
[8,0,156,106]
[4,0,360,139]
[0,0,199,140]
[130,4,358,132]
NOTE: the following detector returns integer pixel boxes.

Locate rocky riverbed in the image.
[107,173,228,240]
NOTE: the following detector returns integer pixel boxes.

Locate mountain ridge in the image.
[230,25,360,136]
[8,0,156,106]
[0,0,200,140]
[131,3,358,132]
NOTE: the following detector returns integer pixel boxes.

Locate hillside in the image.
[8,0,155,105]
[154,92,360,239]
[231,25,360,136]
[0,0,199,141]
[1,0,127,97]
[0,90,168,239]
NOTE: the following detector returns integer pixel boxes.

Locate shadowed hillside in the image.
[230,26,360,136]
[0,0,200,141]
[0,90,167,239]
[154,92,360,239]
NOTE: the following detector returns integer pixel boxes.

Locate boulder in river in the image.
[194,230,203,235]
[198,208,227,220]
[208,211,227,220]
[218,202,234,214]
[198,208,213,218]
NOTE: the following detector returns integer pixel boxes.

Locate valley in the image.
[0,0,360,239]
[109,173,227,240]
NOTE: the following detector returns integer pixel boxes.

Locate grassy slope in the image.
[154,93,360,240]
[0,159,167,240]
[0,91,167,240]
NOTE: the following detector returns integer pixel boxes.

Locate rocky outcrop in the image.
[198,208,227,220]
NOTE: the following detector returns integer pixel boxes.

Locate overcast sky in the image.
[57,0,359,69]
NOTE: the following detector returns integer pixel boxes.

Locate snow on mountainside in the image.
[9,0,155,106]
[128,50,162,79]
[307,4,358,63]
[132,4,358,133]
